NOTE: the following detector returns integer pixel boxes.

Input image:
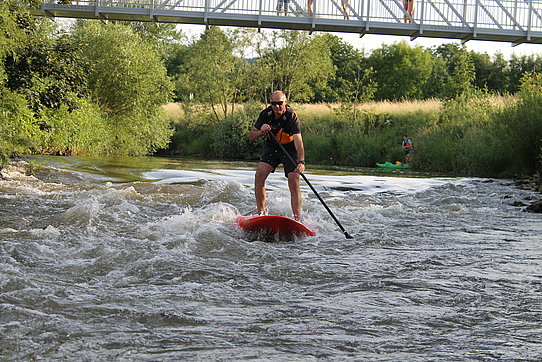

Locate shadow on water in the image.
[28,155,258,183]
[241,230,304,243]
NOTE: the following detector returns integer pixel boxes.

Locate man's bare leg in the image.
[255,162,274,215]
[288,171,302,220]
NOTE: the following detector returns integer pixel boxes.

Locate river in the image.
[1,156,541,360]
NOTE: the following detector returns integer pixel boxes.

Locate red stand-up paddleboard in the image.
[236,215,316,237]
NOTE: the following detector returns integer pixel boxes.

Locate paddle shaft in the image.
[267,131,353,239]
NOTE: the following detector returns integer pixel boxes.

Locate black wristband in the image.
[297,160,305,165]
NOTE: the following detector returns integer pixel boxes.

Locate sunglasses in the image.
[270,101,284,106]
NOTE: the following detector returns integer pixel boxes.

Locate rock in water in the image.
[526,200,542,213]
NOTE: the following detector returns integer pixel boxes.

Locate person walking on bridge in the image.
[403,0,414,22]
[341,0,350,20]
[277,0,290,16]
[249,91,306,220]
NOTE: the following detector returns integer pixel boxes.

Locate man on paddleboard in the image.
[249,91,306,220]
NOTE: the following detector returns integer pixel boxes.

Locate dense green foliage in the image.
[367,42,433,100]
[415,74,542,177]
[0,1,173,161]
[166,29,542,103]
[72,22,173,154]
[494,73,542,175]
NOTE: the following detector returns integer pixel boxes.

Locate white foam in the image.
[29,225,61,239]
[62,199,101,225]
[0,162,39,182]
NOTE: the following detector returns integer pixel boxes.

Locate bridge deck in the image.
[32,0,542,45]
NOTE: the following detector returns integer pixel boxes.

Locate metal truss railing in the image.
[34,0,542,45]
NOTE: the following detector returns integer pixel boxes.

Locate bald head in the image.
[271,91,287,102]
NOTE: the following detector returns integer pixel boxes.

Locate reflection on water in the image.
[0,156,541,360]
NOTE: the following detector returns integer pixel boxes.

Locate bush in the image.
[211,102,264,160]
[166,92,540,179]
[0,89,40,156]
[38,96,109,155]
[414,90,505,175]
[302,104,438,167]
[169,106,218,157]
[491,73,542,175]
[73,21,174,155]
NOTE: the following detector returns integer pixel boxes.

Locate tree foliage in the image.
[367,41,433,100]
[253,31,334,102]
[1,6,174,158]
[312,34,374,103]
[176,26,241,121]
[432,44,475,99]
[72,21,173,155]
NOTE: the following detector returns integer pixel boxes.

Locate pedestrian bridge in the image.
[32,0,542,45]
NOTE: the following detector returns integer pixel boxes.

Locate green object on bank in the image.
[376,162,411,169]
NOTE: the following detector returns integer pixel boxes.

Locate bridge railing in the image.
[38,0,542,34]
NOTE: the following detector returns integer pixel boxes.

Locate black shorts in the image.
[260,144,297,177]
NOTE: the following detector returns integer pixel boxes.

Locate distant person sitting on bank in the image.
[402,135,414,164]
[277,0,290,16]
[403,0,414,23]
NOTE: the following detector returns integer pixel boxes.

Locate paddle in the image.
[268,131,353,239]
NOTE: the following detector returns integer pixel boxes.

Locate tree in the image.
[1,0,44,160]
[470,51,509,93]
[177,26,242,121]
[508,54,542,93]
[0,0,43,86]
[423,55,447,99]
[72,21,173,155]
[445,49,475,99]
[4,32,88,113]
[312,34,373,103]
[367,41,433,100]
[253,30,334,102]
[433,43,475,99]
[129,21,186,64]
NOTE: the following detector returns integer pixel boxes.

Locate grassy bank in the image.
[165,76,542,180]
[164,99,442,168]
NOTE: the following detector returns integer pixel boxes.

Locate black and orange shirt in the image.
[254,106,301,146]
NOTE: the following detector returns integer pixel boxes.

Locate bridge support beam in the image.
[461,34,473,44]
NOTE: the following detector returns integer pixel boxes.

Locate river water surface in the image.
[1,156,541,360]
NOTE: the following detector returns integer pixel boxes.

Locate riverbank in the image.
[166,85,542,180]
[2,86,540,183]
